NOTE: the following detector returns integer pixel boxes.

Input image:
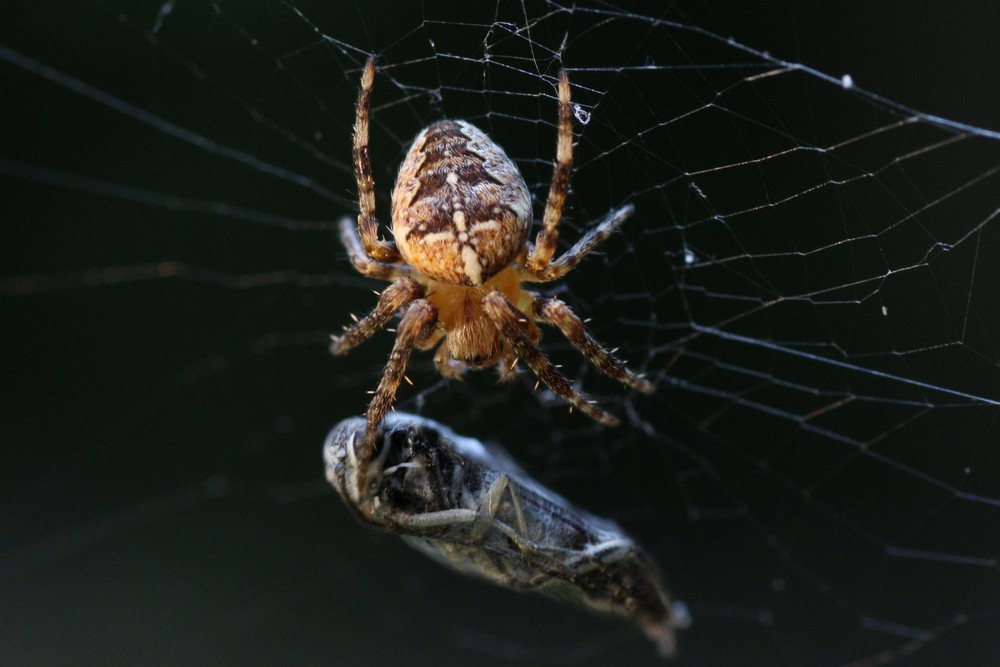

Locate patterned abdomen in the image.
[391,120,532,286]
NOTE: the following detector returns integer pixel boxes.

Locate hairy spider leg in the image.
[496,338,522,383]
[329,277,424,355]
[482,291,618,425]
[354,56,401,263]
[520,204,635,283]
[359,299,439,490]
[531,295,654,393]
[338,217,414,282]
[525,70,573,274]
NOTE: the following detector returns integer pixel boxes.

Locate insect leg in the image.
[472,474,529,540]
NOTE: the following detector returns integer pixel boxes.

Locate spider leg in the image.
[531,294,654,393]
[520,204,634,283]
[497,342,519,382]
[338,217,414,281]
[483,291,618,426]
[358,299,438,490]
[330,278,424,356]
[524,69,573,274]
[354,56,402,264]
[496,319,539,382]
[418,327,445,352]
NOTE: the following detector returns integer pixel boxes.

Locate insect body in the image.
[325,413,690,658]
[332,57,653,489]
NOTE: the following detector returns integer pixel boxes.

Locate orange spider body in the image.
[421,266,535,370]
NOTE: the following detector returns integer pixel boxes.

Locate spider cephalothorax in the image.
[332,57,654,484]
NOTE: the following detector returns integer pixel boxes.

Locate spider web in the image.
[3,1,1000,665]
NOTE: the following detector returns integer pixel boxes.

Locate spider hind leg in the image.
[482,290,618,426]
[532,294,654,394]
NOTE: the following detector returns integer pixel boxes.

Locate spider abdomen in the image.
[391,120,532,287]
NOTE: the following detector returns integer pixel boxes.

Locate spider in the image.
[332,57,653,480]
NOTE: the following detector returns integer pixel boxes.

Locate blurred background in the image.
[4,2,999,665]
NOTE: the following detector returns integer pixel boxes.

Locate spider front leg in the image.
[354,56,401,264]
[483,291,618,426]
[330,277,424,356]
[531,294,654,393]
[524,69,573,275]
[338,217,414,282]
[358,299,439,490]
[520,204,635,283]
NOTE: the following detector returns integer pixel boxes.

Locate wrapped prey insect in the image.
[324,413,690,658]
